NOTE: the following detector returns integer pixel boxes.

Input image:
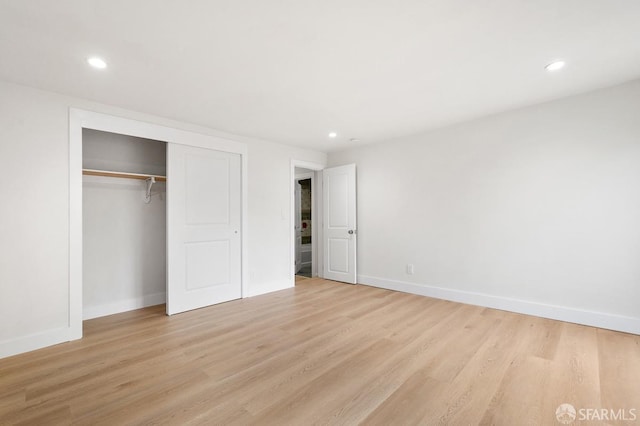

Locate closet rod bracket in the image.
[144,177,156,204]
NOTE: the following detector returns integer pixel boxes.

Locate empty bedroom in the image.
[1,1,639,425]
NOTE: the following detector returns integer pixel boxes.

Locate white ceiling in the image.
[1,1,640,152]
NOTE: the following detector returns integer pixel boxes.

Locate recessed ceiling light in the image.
[87,57,107,69]
[545,60,565,72]
[328,132,337,138]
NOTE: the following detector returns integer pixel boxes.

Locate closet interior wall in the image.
[82,129,167,320]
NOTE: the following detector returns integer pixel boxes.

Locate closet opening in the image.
[82,129,167,320]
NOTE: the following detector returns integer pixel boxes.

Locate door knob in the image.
[348,229,354,234]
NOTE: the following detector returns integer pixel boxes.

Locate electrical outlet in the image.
[406,264,414,275]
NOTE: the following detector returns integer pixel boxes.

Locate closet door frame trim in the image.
[69,108,248,340]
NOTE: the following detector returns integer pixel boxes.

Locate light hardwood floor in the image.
[1,278,639,425]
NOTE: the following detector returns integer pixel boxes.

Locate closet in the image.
[82,129,167,319]
[80,125,244,320]
[69,109,245,339]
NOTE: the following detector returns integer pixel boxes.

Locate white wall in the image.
[246,144,326,295]
[83,129,167,176]
[83,130,167,319]
[0,80,326,358]
[329,79,640,334]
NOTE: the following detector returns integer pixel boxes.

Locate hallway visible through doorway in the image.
[295,172,313,278]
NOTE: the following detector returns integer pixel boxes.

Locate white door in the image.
[295,182,302,274]
[166,143,242,315]
[323,164,357,284]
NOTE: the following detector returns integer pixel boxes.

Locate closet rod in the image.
[82,168,167,182]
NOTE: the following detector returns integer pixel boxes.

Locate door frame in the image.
[294,171,313,275]
[290,159,325,284]
[69,108,248,340]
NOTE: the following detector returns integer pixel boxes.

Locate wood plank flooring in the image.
[1,278,639,425]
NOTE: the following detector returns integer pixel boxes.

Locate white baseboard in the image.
[358,275,640,335]
[83,292,166,320]
[246,280,293,297]
[0,326,72,360]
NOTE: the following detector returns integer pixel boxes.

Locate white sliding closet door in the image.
[167,144,242,315]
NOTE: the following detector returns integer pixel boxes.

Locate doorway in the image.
[290,160,324,284]
[295,171,314,278]
[291,161,358,286]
